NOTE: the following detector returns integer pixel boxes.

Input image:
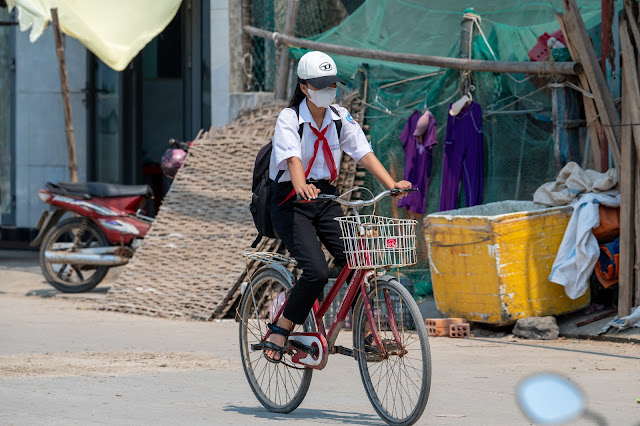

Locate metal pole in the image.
[51,8,78,182]
[275,0,299,100]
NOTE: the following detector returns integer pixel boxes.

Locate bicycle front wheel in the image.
[238,267,313,413]
[354,277,431,426]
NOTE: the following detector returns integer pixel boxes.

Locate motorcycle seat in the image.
[48,182,153,199]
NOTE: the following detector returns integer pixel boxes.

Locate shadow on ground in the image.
[223,405,384,425]
[25,287,111,298]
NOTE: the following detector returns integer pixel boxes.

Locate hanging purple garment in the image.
[439,101,484,211]
[398,110,437,214]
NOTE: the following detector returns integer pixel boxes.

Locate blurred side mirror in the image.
[517,373,585,424]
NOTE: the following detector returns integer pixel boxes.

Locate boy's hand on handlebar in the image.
[295,183,321,200]
[392,181,413,199]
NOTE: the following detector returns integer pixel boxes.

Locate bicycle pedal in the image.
[334,345,354,358]
[250,342,264,351]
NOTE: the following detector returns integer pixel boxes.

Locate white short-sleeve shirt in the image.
[269,98,373,182]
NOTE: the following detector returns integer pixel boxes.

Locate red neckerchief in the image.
[279,124,338,205]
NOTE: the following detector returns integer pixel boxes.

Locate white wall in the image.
[210,0,230,129]
[15,30,88,228]
[210,1,275,128]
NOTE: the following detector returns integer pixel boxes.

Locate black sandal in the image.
[263,323,290,364]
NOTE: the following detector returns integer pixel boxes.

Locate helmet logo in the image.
[319,62,332,72]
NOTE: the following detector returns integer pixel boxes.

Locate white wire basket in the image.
[335,215,418,269]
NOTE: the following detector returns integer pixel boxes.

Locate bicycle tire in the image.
[39,217,110,293]
[238,267,313,413]
[354,277,431,426]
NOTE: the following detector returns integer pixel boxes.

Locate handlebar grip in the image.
[294,194,335,203]
[390,187,419,195]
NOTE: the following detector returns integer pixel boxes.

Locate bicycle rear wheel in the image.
[354,276,431,425]
[238,267,313,413]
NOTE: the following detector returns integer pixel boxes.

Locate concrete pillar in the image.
[209,0,231,129]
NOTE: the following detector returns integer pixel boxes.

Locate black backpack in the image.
[250,105,342,248]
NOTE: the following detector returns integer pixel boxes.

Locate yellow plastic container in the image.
[425,201,590,325]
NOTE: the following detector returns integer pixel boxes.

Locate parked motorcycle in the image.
[30,182,154,293]
[31,139,192,293]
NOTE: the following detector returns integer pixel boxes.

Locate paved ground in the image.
[1,250,640,425]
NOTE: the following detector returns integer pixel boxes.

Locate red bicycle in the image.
[238,188,431,426]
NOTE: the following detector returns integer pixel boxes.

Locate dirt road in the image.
[1,259,640,425]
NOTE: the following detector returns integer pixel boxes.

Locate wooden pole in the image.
[557,14,602,172]
[552,84,582,174]
[241,0,252,91]
[621,19,640,310]
[560,0,621,171]
[51,9,78,182]
[623,0,640,307]
[619,22,634,318]
[600,0,613,171]
[274,0,299,100]
[244,25,583,76]
[636,163,640,307]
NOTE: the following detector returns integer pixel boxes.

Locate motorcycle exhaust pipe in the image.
[44,251,130,266]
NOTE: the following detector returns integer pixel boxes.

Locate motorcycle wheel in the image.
[39,217,111,293]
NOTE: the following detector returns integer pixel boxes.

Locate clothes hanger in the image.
[449,87,473,117]
[414,90,432,142]
[421,90,429,114]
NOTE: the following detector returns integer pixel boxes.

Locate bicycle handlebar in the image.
[296,188,418,211]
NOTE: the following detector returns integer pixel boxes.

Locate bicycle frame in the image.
[266,263,403,368]
[260,188,417,369]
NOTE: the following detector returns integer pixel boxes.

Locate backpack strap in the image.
[289,105,304,139]
[274,105,304,185]
[329,105,342,139]
[274,169,285,184]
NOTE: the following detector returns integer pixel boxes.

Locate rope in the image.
[378,71,445,90]
[549,81,594,98]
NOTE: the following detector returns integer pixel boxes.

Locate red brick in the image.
[427,326,449,337]
[449,323,471,338]
[425,318,466,329]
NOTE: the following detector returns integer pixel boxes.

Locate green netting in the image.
[287,0,606,298]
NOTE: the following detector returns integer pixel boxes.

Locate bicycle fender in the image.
[235,263,296,323]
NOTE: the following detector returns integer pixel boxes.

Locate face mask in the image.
[306,86,337,108]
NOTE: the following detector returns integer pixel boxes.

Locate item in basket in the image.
[363,222,383,266]
[363,223,379,237]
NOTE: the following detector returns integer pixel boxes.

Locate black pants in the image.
[270,180,347,324]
